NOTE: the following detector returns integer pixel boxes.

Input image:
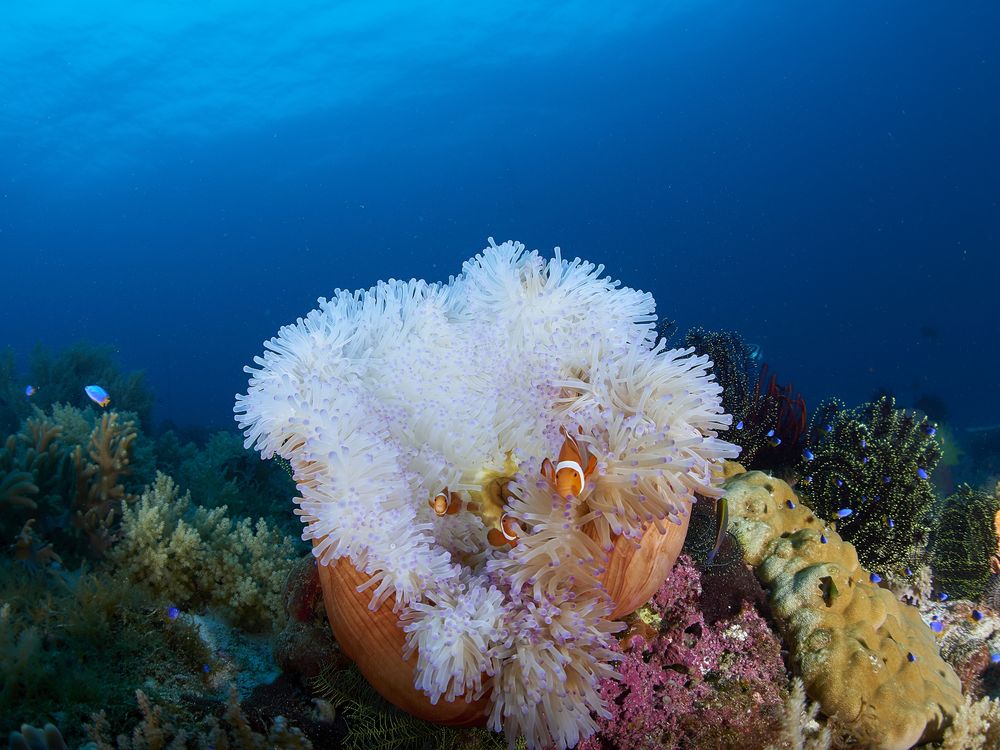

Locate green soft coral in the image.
[111,472,296,631]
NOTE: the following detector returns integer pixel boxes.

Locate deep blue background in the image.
[2,1,998,431]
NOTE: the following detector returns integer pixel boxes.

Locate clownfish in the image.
[428,487,477,517]
[487,513,522,548]
[541,425,598,499]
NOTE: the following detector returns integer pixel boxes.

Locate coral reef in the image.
[273,555,345,683]
[26,343,154,428]
[683,328,806,471]
[0,563,214,746]
[577,555,789,750]
[929,484,1000,601]
[724,468,963,750]
[0,408,140,562]
[111,472,297,632]
[8,723,68,750]
[796,395,941,574]
[764,678,832,750]
[235,240,738,748]
[84,687,313,750]
[938,695,1000,750]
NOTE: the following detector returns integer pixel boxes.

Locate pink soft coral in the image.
[579,555,788,750]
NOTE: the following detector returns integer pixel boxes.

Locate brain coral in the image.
[235,239,738,749]
[724,468,963,750]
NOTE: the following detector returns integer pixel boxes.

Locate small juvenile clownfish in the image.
[84,384,111,407]
[541,425,598,499]
[429,487,459,516]
[487,513,521,548]
[428,487,478,517]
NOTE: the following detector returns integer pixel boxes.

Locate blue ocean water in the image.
[2,0,998,434]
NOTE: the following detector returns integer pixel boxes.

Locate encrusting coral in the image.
[578,554,789,750]
[723,468,963,749]
[235,239,739,748]
[111,472,297,631]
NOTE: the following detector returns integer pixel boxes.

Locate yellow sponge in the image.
[724,468,963,750]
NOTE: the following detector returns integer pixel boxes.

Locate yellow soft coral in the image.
[724,468,963,750]
[111,472,296,631]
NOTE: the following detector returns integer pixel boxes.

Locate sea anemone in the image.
[235,239,738,748]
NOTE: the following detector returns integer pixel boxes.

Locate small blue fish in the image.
[836,479,843,487]
[786,499,796,509]
[905,566,913,576]
[972,610,984,621]
[805,475,813,483]
[735,420,744,430]
[803,449,815,461]
[24,385,36,398]
[939,592,949,601]
[925,425,936,437]
[820,534,827,544]
[769,436,782,447]
[885,518,895,529]
[824,424,833,433]
[917,467,929,480]
[766,429,775,438]
[870,573,882,584]
[861,438,867,449]
[84,384,111,408]
[883,476,891,484]
[836,508,853,518]
[706,497,728,565]
[907,652,916,662]
[863,456,869,464]
[202,664,211,673]
[167,606,180,620]
[993,653,1000,664]
[930,621,943,634]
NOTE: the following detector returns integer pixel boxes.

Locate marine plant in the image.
[0,562,213,747]
[929,484,1000,600]
[110,472,298,632]
[235,240,738,748]
[795,395,941,574]
[312,663,515,750]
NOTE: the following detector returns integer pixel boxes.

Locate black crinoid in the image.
[795,395,941,575]
[682,328,806,473]
[929,484,1000,601]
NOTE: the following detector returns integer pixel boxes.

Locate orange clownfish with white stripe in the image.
[487,513,523,548]
[429,487,478,517]
[541,425,598,499]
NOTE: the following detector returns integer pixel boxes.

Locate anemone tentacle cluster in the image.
[235,239,738,748]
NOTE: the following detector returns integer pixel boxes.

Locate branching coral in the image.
[111,472,297,631]
[235,240,738,748]
[795,395,941,574]
[84,687,313,750]
[71,412,137,556]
